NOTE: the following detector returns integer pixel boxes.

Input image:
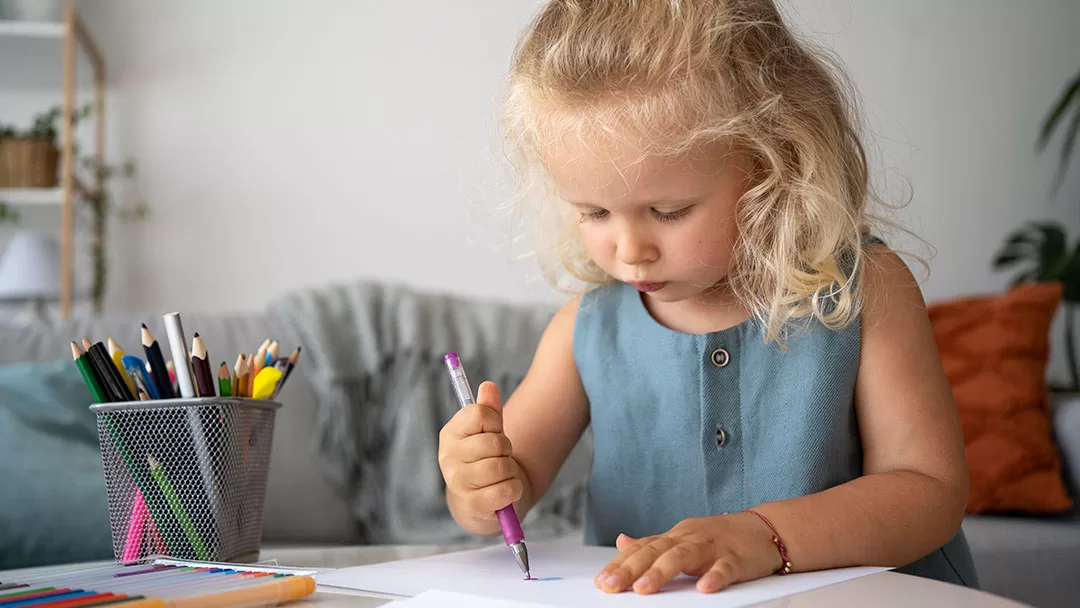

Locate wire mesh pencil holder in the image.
[90,397,281,564]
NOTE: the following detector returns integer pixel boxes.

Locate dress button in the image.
[710,348,729,368]
[716,425,727,448]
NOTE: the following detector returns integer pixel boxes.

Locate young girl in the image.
[438,0,978,595]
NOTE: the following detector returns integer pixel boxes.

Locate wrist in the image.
[734,510,789,574]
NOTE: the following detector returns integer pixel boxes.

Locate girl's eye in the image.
[579,209,609,222]
[652,206,692,222]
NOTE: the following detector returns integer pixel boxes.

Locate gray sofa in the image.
[1,282,1079,607]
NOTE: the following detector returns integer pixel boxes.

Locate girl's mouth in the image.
[629,281,668,293]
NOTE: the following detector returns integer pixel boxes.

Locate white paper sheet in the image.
[315,541,889,607]
[384,589,553,607]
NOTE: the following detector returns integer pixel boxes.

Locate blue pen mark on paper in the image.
[525,576,563,581]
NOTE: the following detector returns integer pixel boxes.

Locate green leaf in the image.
[1005,231,1037,247]
[1009,269,1039,288]
[1035,223,1068,278]
[992,248,1032,268]
[1054,99,1080,191]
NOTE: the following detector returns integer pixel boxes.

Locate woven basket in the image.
[0,137,60,188]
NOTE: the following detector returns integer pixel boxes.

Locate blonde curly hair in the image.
[500,0,881,343]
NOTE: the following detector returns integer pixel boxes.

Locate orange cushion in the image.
[928,281,1073,514]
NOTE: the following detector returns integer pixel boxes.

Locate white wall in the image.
[23,0,1080,376]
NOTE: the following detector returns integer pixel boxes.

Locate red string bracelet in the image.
[744,509,792,575]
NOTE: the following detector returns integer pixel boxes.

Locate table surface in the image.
[254,544,1028,607]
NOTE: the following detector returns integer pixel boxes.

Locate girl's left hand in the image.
[594,512,784,594]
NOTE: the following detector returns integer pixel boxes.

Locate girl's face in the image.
[545,138,751,307]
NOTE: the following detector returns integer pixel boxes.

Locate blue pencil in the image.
[122,355,160,400]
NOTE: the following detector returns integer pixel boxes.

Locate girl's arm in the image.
[504,296,591,516]
[751,244,970,569]
[444,297,591,535]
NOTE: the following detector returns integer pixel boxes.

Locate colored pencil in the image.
[122,354,161,400]
[147,455,208,561]
[266,341,279,367]
[165,360,176,392]
[122,490,151,563]
[72,342,108,404]
[282,346,301,387]
[189,334,215,398]
[217,363,231,397]
[108,338,137,397]
[141,325,176,400]
[86,341,133,402]
[232,354,245,399]
[252,341,269,375]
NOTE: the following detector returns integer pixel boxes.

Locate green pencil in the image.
[218,362,232,397]
[148,454,209,560]
[72,341,108,403]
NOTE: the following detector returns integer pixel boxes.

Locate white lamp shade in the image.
[0,231,60,301]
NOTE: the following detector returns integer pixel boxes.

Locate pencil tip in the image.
[141,322,148,328]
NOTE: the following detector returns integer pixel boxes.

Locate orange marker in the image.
[167,576,314,608]
[107,600,166,607]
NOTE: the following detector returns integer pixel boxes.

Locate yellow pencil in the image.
[108,337,137,396]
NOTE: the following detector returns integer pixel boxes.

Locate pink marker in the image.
[122,489,150,562]
[444,352,530,578]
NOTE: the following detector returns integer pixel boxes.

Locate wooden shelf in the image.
[0,6,105,320]
[0,187,64,206]
[0,20,65,39]
[0,17,99,90]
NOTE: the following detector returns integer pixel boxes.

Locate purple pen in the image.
[444,352,531,578]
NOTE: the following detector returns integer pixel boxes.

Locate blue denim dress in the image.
[572,281,978,587]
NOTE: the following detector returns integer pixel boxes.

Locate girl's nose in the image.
[615,231,658,266]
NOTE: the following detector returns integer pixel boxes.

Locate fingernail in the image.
[604,575,620,588]
[633,576,650,590]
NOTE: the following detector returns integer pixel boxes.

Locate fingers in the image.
[476,381,503,414]
[631,542,708,594]
[595,535,676,593]
[442,403,503,439]
[615,533,636,551]
[696,557,742,593]
[463,476,524,519]
[456,432,513,463]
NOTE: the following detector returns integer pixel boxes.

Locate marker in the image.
[443,352,530,578]
[162,313,195,398]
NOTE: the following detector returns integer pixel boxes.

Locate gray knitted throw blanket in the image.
[268,280,591,545]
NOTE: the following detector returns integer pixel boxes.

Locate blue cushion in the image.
[0,359,114,569]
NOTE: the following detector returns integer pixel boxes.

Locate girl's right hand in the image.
[438,381,526,535]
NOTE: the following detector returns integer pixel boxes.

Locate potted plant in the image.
[0,104,147,314]
[80,156,149,314]
[993,67,1080,392]
[0,104,92,188]
[993,223,1080,391]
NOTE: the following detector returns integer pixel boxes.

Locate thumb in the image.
[475,381,504,415]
